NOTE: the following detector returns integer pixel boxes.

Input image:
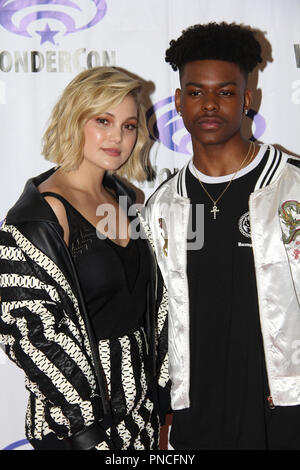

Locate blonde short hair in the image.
[42,67,151,181]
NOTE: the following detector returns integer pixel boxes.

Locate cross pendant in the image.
[211,204,219,220]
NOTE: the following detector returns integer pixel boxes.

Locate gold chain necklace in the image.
[192,141,255,220]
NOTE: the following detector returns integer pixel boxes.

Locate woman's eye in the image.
[96,118,109,125]
[124,123,138,131]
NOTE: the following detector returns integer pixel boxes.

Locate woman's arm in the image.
[0,224,112,449]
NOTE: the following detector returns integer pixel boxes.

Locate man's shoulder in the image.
[271,144,300,171]
[285,159,300,184]
[287,157,300,170]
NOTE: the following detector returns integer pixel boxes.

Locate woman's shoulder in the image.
[38,178,70,245]
[37,171,68,198]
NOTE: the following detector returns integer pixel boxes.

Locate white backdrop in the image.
[0,0,299,450]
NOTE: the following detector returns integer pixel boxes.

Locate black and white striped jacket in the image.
[0,169,169,450]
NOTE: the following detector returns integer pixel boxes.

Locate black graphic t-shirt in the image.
[170,145,300,450]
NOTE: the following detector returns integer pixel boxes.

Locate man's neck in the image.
[192,138,255,177]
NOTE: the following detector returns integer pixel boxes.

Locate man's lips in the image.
[101,148,121,156]
[197,117,224,129]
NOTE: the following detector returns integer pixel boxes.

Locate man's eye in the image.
[219,90,234,96]
[190,90,202,96]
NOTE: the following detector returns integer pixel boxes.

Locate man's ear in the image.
[175,88,182,113]
[244,88,252,112]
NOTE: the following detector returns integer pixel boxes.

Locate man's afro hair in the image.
[165,22,262,74]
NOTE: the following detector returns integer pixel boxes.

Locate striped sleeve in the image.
[0,224,100,439]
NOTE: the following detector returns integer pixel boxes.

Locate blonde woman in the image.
[0,67,169,450]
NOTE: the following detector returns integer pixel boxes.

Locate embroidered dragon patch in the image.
[279,200,300,260]
[159,218,168,257]
[279,200,300,243]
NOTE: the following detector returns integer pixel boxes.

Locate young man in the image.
[146,22,300,449]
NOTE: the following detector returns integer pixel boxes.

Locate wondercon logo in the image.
[0,0,107,45]
[147,96,266,154]
[2,439,32,450]
[147,96,191,155]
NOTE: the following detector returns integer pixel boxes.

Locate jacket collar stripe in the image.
[254,145,287,191]
[259,147,279,188]
[176,161,190,198]
[177,168,183,196]
[173,145,288,199]
[176,172,180,195]
[265,150,282,186]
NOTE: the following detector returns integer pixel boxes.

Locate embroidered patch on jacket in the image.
[158,218,168,257]
[294,241,300,260]
[238,212,251,239]
[279,200,300,244]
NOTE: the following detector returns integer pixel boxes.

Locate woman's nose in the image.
[108,125,122,143]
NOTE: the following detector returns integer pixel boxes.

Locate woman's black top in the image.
[41,192,151,341]
[30,191,160,451]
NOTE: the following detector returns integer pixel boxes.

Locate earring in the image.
[178,110,182,116]
[244,108,248,115]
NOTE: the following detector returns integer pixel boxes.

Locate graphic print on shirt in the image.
[238,211,251,238]
[238,211,252,248]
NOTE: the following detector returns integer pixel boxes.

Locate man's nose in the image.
[201,93,219,112]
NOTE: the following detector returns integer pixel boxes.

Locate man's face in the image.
[175,60,252,147]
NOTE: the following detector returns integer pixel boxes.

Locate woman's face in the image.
[82,94,138,172]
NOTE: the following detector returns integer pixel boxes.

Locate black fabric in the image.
[64,420,113,450]
[30,420,113,450]
[0,168,164,450]
[170,150,300,450]
[41,192,150,341]
[288,157,300,169]
[30,433,66,450]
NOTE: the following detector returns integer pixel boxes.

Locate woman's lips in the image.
[101,148,121,156]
